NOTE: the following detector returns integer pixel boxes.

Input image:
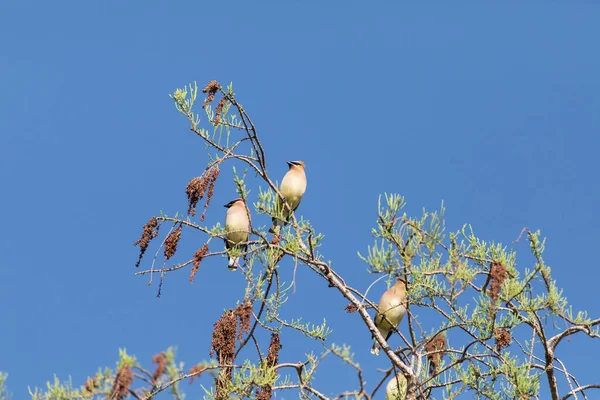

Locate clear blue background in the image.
[1,1,599,398]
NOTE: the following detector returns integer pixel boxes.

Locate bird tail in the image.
[228,256,239,270]
[371,339,381,355]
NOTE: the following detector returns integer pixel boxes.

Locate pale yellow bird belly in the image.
[226,212,249,243]
[386,375,407,400]
[226,229,247,244]
[376,299,406,331]
[283,194,301,210]
[280,174,306,211]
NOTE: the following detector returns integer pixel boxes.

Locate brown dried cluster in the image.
[234,302,253,340]
[426,333,447,376]
[188,364,207,384]
[164,225,182,260]
[214,97,227,125]
[494,328,511,351]
[134,217,159,267]
[488,262,507,317]
[256,333,282,400]
[186,176,205,215]
[210,304,254,400]
[109,365,133,400]
[210,310,237,361]
[84,377,99,393]
[202,80,221,108]
[344,303,373,313]
[186,167,220,220]
[256,384,272,400]
[190,243,210,283]
[200,168,219,220]
[265,333,281,367]
[270,234,280,245]
[344,303,358,313]
[209,304,253,359]
[152,353,166,382]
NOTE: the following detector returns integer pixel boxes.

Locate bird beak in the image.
[286,161,295,167]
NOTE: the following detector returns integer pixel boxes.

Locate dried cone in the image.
[234,302,252,340]
[186,176,206,216]
[202,80,221,108]
[211,310,237,400]
[214,97,226,125]
[494,328,511,351]
[210,304,254,399]
[152,353,166,382]
[256,333,282,400]
[186,167,220,220]
[199,168,219,221]
[425,333,447,376]
[134,217,159,267]
[488,262,507,317]
[344,303,359,313]
[190,243,209,283]
[164,225,182,260]
[109,365,133,400]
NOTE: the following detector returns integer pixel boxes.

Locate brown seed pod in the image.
[186,167,220,219]
[214,97,227,125]
[109,365,133,400]
[494,328,511,351]
[265,333,281,367]
[200,168,220,221]
[234,302,253,340]
[425,333,447,376]
[134,217,160,267]
[151,353,166,382]
[210,310,237,361]
[211,310,237,400]
[343,303,359,313]
[202,80,221,108]
[488,262,507,317]
[189,243,209,283]
[186,176,207,216]
[164,225,182,260]
[256,333,282,400]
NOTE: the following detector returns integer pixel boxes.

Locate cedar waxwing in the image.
[269,160,307,233]
[371,278,407,355]
[385,374,407,400]
[224,198,250,270]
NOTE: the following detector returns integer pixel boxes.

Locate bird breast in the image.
[386,375,407,399]
[280,170,306,208]
[378,298,406,329]
[226,208,249,242]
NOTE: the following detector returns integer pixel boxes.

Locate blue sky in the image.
[1,1,599,398]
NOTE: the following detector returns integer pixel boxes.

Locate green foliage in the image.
[117,348,137,369]
[21,80,598,400]
[29,376,78,400]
